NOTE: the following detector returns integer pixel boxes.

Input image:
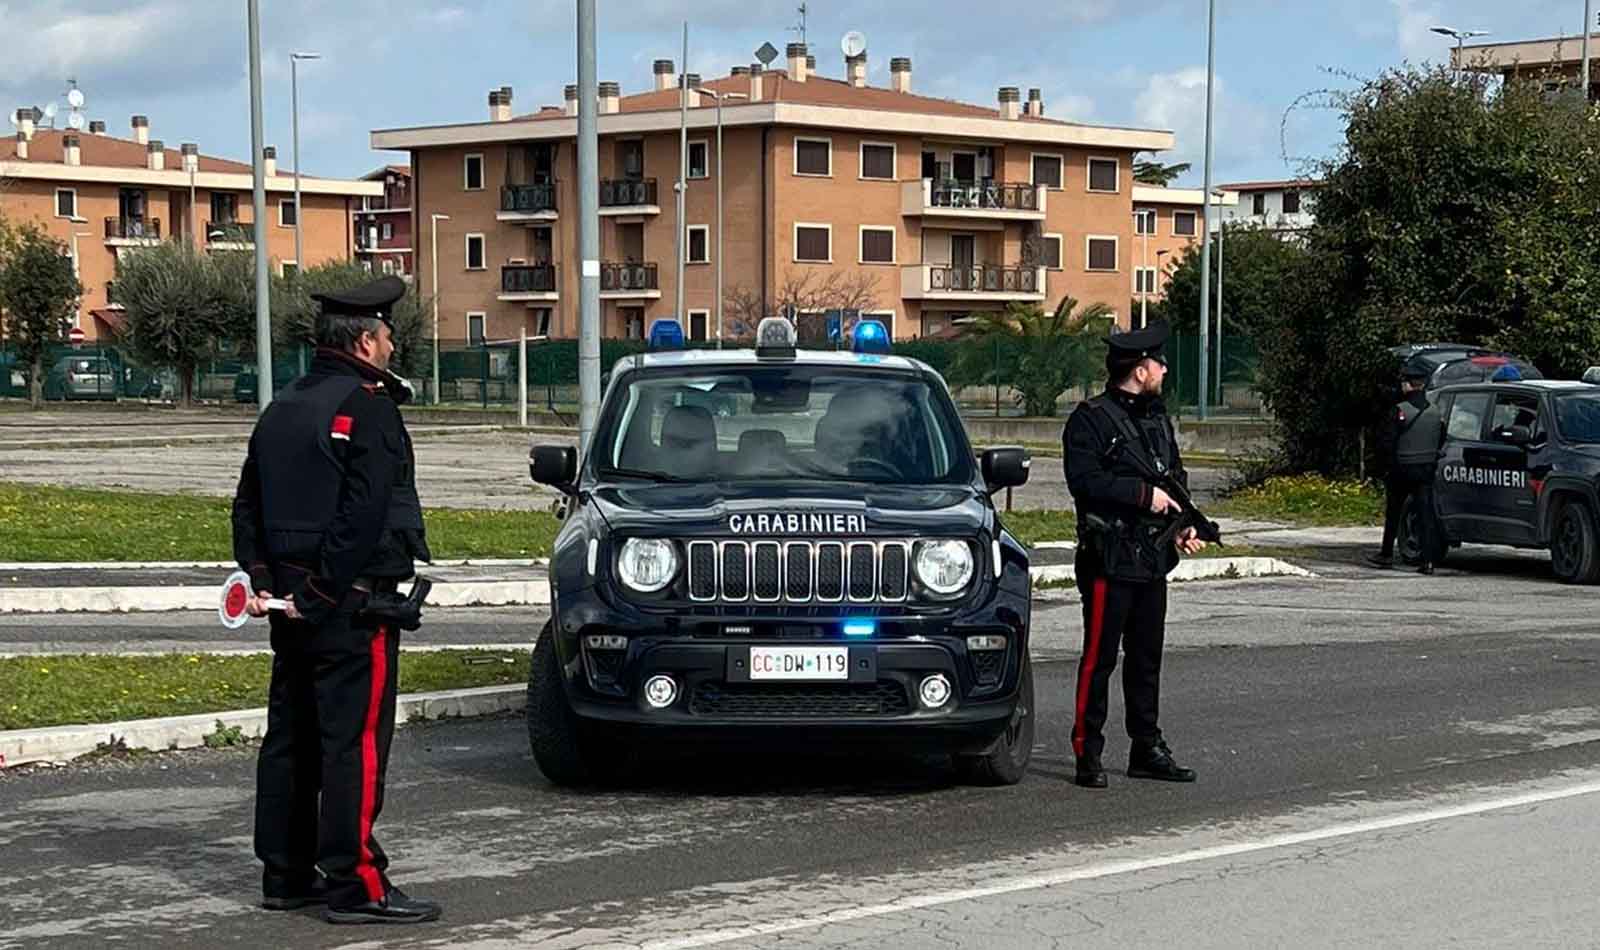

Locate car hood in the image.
[589,481,990,539]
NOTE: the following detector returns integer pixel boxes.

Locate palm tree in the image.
[1133,159,1193,186]
[953,296,1113,417]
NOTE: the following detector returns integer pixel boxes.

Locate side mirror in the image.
[1492,425,1532,447]
[530,444,578,493]
[981,446,1031,493]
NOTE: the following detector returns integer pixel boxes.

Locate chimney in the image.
[1026,88,1044,117]
[749,63,764,101]
[62,134,79,165]
[15,131,28,160]
[564,84,578,117]
[890,57,912,93]
[489,89,512,122]
[181,142,199,173]
[998,86,1021,120]
[263,145,277,176]
[599,81,621,114]
[846,53,867,88]
[88,119,106,134]
[787,43,808,83]
[131,114,149,145]
[732,65,750,76]
[16,108,35,141]
[678,74,702,107]
[146,139,165,171]
[654,58,676,92]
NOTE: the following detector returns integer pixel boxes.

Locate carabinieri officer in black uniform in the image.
[1062,320,1204,790]
[231,275,440,925]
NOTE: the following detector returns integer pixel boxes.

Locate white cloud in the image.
[0,1,175,85]
[1135,67,1273,178]
[1390,0,1446,63]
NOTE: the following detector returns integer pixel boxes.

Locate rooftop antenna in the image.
[788,2,808,48]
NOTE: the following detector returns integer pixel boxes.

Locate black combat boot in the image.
[325,888,442,925]
[262,873,329,911]
[1127,739,1196,783]
[1074,755,1108,789]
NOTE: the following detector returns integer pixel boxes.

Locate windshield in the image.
[593,365,973,485]
[1554,392,1600,443]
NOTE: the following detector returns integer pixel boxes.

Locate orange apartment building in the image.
[1130,184,1236,326]
[0,111,381,341]
[372,45,1176,344]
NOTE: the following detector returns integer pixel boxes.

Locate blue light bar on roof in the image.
[852,319,890,355]
[648,318,684,350]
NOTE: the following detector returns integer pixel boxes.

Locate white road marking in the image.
[644,779,1600,950]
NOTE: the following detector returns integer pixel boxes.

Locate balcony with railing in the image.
[205,220,254,249]
[498,182,559,222]
[900,262,1047,301]
[104,216,162,245]
[498,263,559,302]
[901,179,1046,220]
[598,178,660,215]
[599,261,660,298]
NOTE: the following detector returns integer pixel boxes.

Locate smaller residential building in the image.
[1214,179,1320,234]
[1455,32,1600,100]
[353,165,413,279]
[1129,185,1236,318]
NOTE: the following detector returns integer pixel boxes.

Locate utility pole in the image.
[290,52,320,277]
[1196,0,1216,419]
[675,23,688,330]
[247,0,273,412]
[577,0,601,454]
[1584,0,1594,100]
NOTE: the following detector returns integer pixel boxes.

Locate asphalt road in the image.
[3,563,1599,948]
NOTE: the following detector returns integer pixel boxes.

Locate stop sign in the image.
[68,327,85,345]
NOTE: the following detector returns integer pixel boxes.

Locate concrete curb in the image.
[1030,556,1316,586]
[0,684,526,770]
[0,557,545,571]
[0,580,553,614]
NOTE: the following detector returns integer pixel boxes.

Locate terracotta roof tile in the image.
[4,128,276,175]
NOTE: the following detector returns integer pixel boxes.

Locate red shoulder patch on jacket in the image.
[361,382,384,394]
[331,414,354,441]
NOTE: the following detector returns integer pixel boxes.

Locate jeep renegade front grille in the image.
[686,540,912,604]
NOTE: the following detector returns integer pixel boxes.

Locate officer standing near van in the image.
[1062,320,1205,790]
[231,275,440,925]
[1390,362,1444,574]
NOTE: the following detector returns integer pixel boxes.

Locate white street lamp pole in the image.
[290,52,320,278]
[698,88,745,347]
[430,212,449,405]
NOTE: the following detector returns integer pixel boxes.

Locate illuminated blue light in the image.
[649,318,684,350]
[842,619,877,638]
[851,319,890,355]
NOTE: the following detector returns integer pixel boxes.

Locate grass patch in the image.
[1213,474,1384,527]
[998,509,1078,545]
[0,649,531,730]
[0,482,559,562]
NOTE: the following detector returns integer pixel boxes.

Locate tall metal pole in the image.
[576,0,602,454]
[189,164,197,247]
[1215,216,1225,407]
[715,92,724,348]
[1584,0,1594,99]
[1196,0,1216,420]
[291,56,303,275]
[675,23,688,328]
[1140,211,1149,329]
[430,213,446,405]
[247,0,273,413]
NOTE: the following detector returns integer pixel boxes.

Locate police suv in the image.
[1405,376,1600,583]
[526,317,1035,785]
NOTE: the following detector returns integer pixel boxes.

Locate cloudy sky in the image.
[1,0,1591,185]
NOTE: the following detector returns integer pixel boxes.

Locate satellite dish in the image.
[841,30,867,59]
[755,41,779,66]
[42,102,57,119]
[66,112,84,130]
[67,88,84,109]
[6,110,15,128]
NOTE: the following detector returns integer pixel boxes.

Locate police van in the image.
[1405,376,1600,583]
[525,317,1035,785]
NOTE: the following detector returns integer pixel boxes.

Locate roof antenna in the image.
[788,2,808,48]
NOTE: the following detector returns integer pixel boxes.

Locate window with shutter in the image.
[1087,238,1117,271]
[860,228,894,263]
[1088,158,1118,192]
[1032,155,1062,189]
[795,138,831,176]
[796,226,830,262]
[860,144,895,180]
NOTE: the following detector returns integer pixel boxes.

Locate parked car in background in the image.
[43,356,119,401]
[1389,343,1542,394]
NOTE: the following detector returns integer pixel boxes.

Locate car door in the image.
[1479,390,1543,544]
[1435,390,1493,542]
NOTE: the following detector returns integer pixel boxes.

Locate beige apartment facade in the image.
[375,50,1175,345]
[1,114,381,341]
[1128,184,1237,322]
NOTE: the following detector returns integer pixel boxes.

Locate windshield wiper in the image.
[597,467,694,484]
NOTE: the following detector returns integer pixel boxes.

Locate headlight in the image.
[914,540,974,596]
[616,538,679,593]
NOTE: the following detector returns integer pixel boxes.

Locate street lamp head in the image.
[290,51,322,61]
[431,213,450,222]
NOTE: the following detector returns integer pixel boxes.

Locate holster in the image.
[357,576,433,631]
[1081,514,1162,583]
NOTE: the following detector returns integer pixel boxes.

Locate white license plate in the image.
[749,646,849,681]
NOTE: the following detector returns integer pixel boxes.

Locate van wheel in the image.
[955,655,1034,786]
[527,622,634,787]
[1550,501,1600,584]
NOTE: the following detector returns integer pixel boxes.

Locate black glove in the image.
[358,576,433,631]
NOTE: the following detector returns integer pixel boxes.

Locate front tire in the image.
[527,622,633,786]
[954,654,1034,786]
[1398,494,1447,566]
[1550,500,1600,585]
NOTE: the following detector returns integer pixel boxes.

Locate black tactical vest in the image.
[257,373,428,574]
[1072,393,1182,583]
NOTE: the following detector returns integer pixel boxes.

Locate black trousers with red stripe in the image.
[1070,568,1169,763]
[254,605,400,910]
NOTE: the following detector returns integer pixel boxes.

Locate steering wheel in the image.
[849,457,902,479]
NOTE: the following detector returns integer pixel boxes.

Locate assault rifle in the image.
[1103,435,1223,551]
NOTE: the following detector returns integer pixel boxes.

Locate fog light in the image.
[967,635,1006,652]
[585,634,627,650]
[919,674,952,709]
[643,674,679,709]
